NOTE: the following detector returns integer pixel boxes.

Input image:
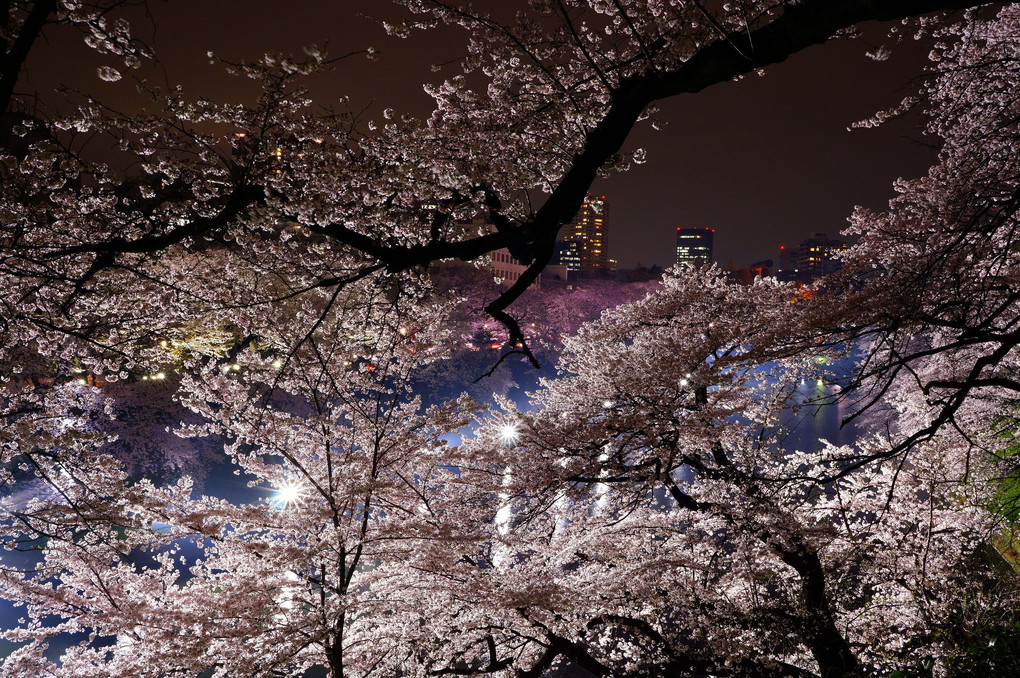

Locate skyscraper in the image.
[675,228,714,269]
[796,232,847,278]
[556,194,610,276]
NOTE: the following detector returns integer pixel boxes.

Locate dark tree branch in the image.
[21,0,987,369]
[0,0,57,114]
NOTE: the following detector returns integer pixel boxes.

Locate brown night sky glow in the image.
[18,1,940,269]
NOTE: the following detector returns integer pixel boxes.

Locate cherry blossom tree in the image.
[3,1,1020,677]
[0,0,990,376]
[808,4,1020,475]
[0,292,480,678]
[2,0,152,114]
[392,269,1011,678]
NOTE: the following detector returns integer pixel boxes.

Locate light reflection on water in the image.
[0,352,862,664]
[783,376,853,453]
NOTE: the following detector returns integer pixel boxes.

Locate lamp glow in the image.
[271,481,303,509]
[498,423,519,445]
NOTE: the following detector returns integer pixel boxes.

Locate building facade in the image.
[489,247,533,286]
[796,232,848,278]
[675,227,714,269]
[556,194,611,276]
[445,216,543,288]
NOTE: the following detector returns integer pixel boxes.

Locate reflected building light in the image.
[492,466,514,569]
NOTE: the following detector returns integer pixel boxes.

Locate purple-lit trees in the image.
[3,1,1020,677]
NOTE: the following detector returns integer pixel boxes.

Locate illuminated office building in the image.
[675,227,714,269]
[796,232,847,278]
[556,194,610,276]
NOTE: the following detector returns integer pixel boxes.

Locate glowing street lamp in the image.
[270,481,303,509]
[498,423,519,445]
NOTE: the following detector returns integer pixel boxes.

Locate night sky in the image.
[19,1,941,269]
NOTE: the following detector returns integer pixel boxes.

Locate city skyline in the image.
[14,0,940,270]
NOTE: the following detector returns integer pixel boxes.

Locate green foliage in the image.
[991,418,1020,519]
[940,619,1020,677]
[890,548,1020,677]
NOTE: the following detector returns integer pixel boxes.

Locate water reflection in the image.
[783,376,853,453]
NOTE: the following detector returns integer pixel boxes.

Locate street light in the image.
[498,423,519,445]
[271,481,303,509]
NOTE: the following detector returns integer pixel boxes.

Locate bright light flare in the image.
[270,481,303,510]
[498,423,519,445]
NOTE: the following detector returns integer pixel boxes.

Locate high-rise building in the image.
[556,194,610,276]
[675,228,714,269]
[554,240,582,272]
[796,232,847,278]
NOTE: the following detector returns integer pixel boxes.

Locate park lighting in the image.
[498,423,519,445]
[271,481,303,510]
[272,359,283,368]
